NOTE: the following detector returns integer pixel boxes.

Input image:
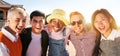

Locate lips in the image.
[54,27,59,30]
[35,27,41,30]
[16,27,23,33]
[98,26,105,31]
[17,27,22,31]
[75,27,81,31]
[97,26,106,34]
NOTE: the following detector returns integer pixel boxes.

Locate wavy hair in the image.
[91,8,118,56]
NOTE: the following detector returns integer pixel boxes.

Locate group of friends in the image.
[0,7,120,56]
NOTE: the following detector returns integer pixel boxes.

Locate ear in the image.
[7,19,10,23]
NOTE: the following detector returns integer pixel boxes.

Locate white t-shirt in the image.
[26,32,42,56]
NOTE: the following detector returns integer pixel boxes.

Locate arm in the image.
[64,27,71,45]
[0,43,9,56]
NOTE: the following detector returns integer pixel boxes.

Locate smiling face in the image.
[30,16,44,34]
[70,15,84,35]
[7,12,26,34]
[94,13,112,36]
[50,19,65,32]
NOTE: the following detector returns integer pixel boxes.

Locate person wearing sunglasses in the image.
[69,11,97,56]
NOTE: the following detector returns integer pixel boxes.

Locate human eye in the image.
[94,20,98,23]
[15,19,20,22]
[23,19,26,23]
[39,20,43,23]
[51,20,56,24]
[71,21,75,25]
[33,20,37,23]
[78,20,82,24]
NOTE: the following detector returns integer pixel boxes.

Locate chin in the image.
[54,30,58,32]
[53,28,59,32]
[16,31,21,33]
[16,30,21,33]
[100,31,105,34]
[36,31,41,33]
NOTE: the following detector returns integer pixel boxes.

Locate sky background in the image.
[4,0,120,26]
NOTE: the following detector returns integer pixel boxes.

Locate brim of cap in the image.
[47,14,69,25]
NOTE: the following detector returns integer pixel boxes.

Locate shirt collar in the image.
[31,32,41,39]
[101,29,118,40]
[1,27,18,42]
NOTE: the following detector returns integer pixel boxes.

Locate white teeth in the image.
[99,26,104,30]
[54,27,59,30]
[36,28,39,29]
[36,27,40,29]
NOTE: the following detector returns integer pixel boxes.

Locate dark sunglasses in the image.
[71,20,82,25]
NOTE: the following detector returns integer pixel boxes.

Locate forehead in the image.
[94,13,109,21]
[31,16,44,20]
[95,13,106,18]
[70,15,83,21]
[11,12,26,20]
[50,18,59,21]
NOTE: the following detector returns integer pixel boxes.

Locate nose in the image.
[74,22,79,27]
[18,21,25,27]
[97,21,104,26]
[36,22,42,27]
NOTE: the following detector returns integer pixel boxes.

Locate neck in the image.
[74,30,85,36]
[103,28,112,38]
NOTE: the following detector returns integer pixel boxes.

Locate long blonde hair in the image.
[91,8,118,56]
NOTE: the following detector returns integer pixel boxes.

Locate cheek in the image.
[94,23,99,29]
[80,24,84,27]
[11,22,17,27]
[22,23,26,27]
[71,27,76,31]
[71,26,75,29]
[49,24,54,28]
[22,24,26,28]
[103,21,110,27]
[52,23,57,27]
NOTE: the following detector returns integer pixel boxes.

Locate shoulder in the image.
[86,30,96,35]
[64,26,72,33]
[86,30,96,39]
[19,27,32,37]
[116,30,120,37]
[41,30,49,40]
[41,30,48,34]
[0,32,5,42]
[21,27,32,34]
[41,30,49,37]
[114,30,120,41]
[25,27,32,31]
